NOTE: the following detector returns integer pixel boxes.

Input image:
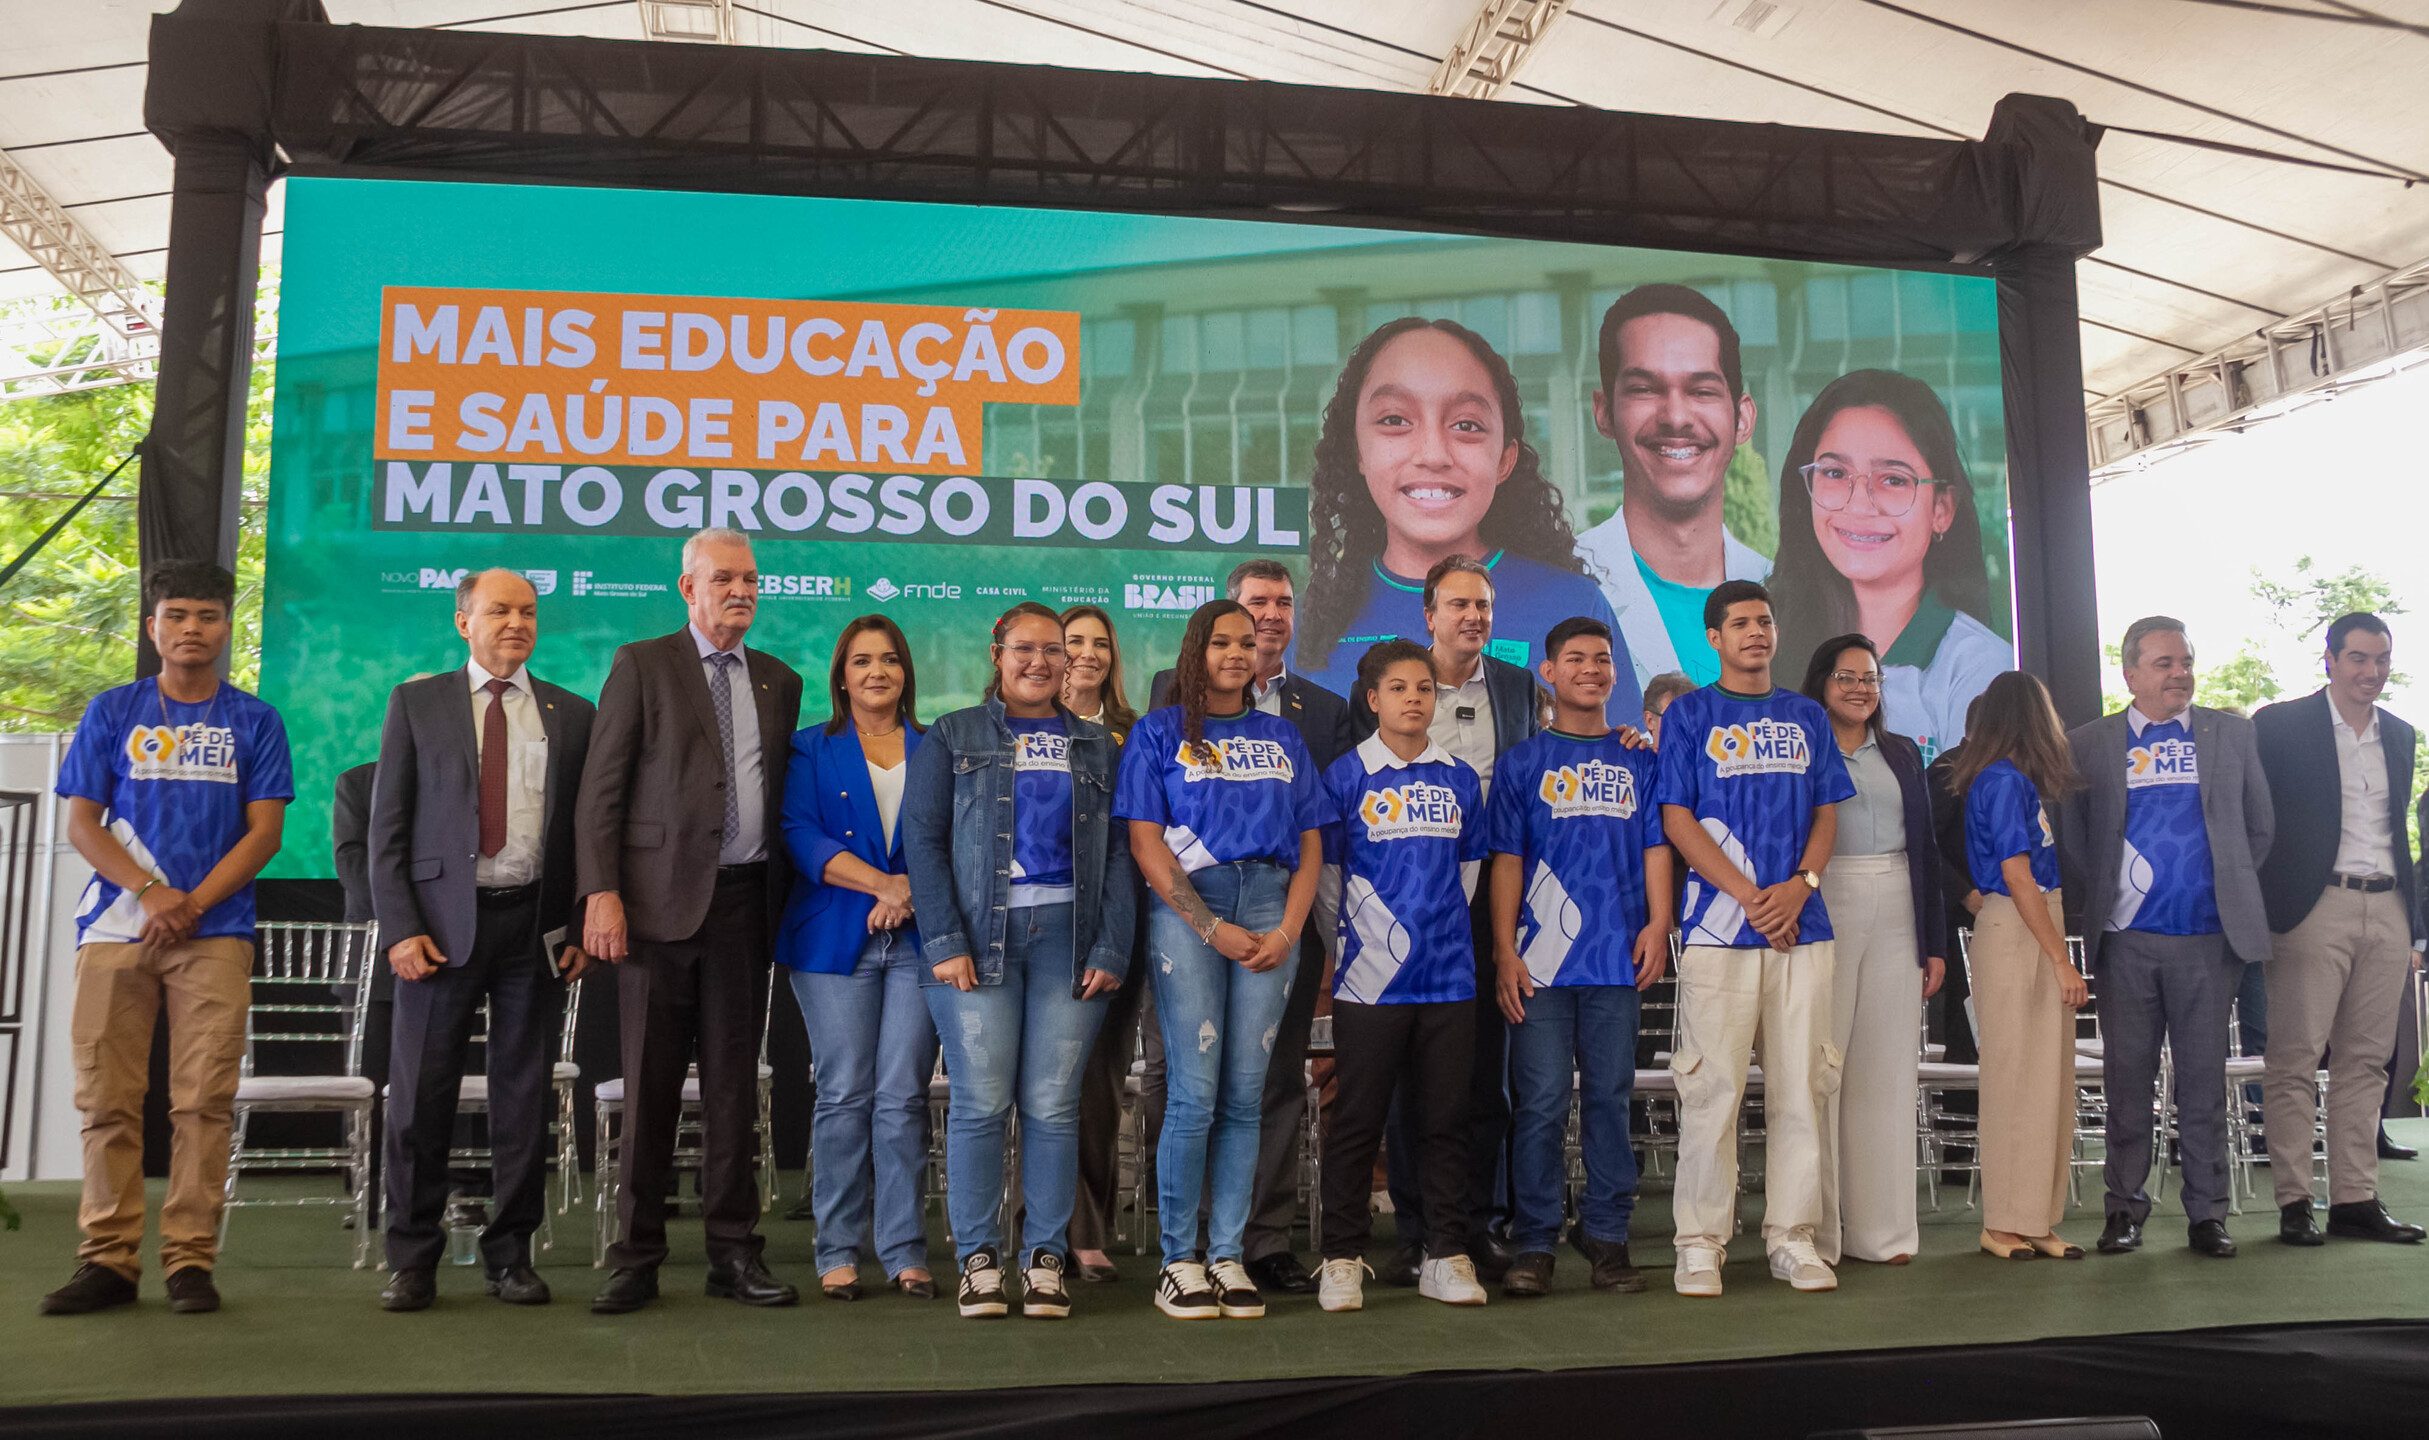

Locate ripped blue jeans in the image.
[924,903,1108,1264]
[1147,861,1293,1266]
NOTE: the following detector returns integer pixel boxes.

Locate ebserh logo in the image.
[865,577,901,602]
[520,569,558,597]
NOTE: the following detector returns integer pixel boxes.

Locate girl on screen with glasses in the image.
[1292,317,1631,714]
[1767,370,2008,763]
[901,603,1135,1321]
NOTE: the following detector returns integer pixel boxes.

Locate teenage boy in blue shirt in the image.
[1488,617,1671,1298]
[1653,579,1853,1299]
[42,561,293,1317]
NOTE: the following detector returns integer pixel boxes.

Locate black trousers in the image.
[1323,998,1471,1261]
[609,867,771,1271]
[383,885,559,1274]
[1385,895,1508,1241]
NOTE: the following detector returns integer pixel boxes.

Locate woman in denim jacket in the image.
[774,614,936,1302]
[902,602,1136,1320]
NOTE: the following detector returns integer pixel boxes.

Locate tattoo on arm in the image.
[1155,865,1220,941]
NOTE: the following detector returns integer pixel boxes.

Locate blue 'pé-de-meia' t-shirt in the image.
[1321,737,1488,1005]
[1006,715,1075,900]
[1288,549,1642,722]
[1966,757,2061,897]
[1114,705,1332,874]
[2113,715,2219,935]
[1652,684,1852,949]
[56,677,296,945]
[1486,728,1666,987]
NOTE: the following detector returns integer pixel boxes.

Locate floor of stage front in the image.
[4,1118,2428,1407]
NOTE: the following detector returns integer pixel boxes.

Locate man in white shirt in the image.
[1573,285,1772,693]
[2254,612,2427,1246]
[369,569,595,1310]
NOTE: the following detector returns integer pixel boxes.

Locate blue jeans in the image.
[1508,983,1643,1253]
[1148,861,1293,1266]
[789,929,938,1278]
[924,903,1108,1264]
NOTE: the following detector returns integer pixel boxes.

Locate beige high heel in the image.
[2027,1232,2083,1259]
[1979,1230,2037,1260]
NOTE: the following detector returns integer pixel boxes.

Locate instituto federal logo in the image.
[1539,759,1638,819]
[1357,781,1462,841]
[1705,718,1811,777]
[1176,736,1293,784]
[2126,736,2198,788]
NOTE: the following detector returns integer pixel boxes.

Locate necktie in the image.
[479,678,512,859]
[708,651,740,850]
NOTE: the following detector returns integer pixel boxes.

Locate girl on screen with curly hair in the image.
[1290,317,1634,717]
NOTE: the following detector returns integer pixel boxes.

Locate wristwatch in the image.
[1796,869,1821,891]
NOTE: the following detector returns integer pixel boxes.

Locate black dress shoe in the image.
[380,1268,436,1312]
[39,1263,138,1316]
[1502,1251,1554,1297]
[894,1273,938,1300]
[1469,1231,1516,1283]
[165,1266,221,1314]
[2326,1199,2428,1243]
[2189,1219,2236,1258]
[1380,1241,1423,1288]
[1074,1260,1120,1284]
[484,1264,551,1305]
[1246,1251,1316,1295]
[2095,1214,2143,1254]
[590,1266,658,1314]
[2279,1200,2325,1247]
[2379,1128,2419,1162]
[1590,1241,1646,1292]
[706,1257,799,1306]
[821,1275,863,1301]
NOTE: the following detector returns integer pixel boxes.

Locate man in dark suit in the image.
[2062,617,2272,1261]
[2253,612,2425,1246]
[1144,557,1354,1294]
[368,570,594,1310]
[578,529,803,1313]
[1353,556,1545,1284]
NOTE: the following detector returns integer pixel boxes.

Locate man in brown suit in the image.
[578,528,803,1312]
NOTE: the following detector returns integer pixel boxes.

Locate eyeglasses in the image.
[1801,463,1941,517]
[1002,643,1067,663]
[1828,671,1882,689]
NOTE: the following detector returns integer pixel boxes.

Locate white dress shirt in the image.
[690,623,767,865]
[1252,666,1288,716]
[2330,705,2396,878]
[1426,653,1498,797]
[467,660,546,888]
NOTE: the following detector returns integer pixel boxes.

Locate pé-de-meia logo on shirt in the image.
[1704,718,1810,777]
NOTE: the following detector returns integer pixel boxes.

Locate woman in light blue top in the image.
[773,614,935,1301]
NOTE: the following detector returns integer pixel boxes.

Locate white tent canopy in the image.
[2,0,2424,425]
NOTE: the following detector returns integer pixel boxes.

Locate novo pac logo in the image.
[1357,780,1462,841]
[1539,759,1638,819]
[2125,736,2199,789]
[1705,718,1812,778]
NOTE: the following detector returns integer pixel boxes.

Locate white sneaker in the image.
[1416,1253,1488,1306]
[1207,1256,1265,1318]
[1767,1237,1838,1292]
[1674,1243,1725,1298]
[1317,1257,1370,1313]
[1154,1260,1220,1320]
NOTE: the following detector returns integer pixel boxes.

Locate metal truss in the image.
[0,286,276,405]
[1428,0,1574,100]
[0,150,163,349]
[2086,254,2429,474]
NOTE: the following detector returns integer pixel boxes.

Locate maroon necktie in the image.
[479,678,512,858]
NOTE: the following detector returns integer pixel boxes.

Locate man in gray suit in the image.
[369,569,594,1310]
[2063,616,2272,1260]
[578,528,803,1314]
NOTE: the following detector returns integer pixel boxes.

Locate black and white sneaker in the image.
[1022,1250,1072,1319]
[958,1247,1009,1318]
[1208,1256,1265,1318]
[1153,1259,1219,1320]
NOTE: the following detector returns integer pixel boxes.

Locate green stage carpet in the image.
[5,1119,2427,1405]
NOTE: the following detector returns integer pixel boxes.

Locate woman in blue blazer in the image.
[1800,633,1950,1266]
[776,614,935,1301]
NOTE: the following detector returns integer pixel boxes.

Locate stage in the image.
[3,1122,2426,1436]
